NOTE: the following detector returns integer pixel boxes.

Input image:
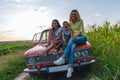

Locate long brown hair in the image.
[69,9,81,23]
[49,19,61,41]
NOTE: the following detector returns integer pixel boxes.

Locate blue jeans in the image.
[63,36,87,64]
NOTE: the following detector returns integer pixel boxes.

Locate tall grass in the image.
[87,22,120,80]
[0,41,30,80]
[0,50,27,80]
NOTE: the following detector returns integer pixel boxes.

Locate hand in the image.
[50,39,56,43]
[63,41,67,50]
[73,35,77,40]
[63,41,66,46]
[78,32,82,36]
[44,43,49,47]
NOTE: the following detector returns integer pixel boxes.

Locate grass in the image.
[87,22,120,80]
[0,41,30,80]
[0,49,27,80]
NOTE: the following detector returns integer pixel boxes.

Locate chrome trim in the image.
[24,59,95,73]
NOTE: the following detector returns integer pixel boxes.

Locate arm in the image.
[73,20,84,38]
[62,31,65,41]
[50,29,62,44]
[47,29,55,45]
[70,29,74,37]
[77,19,84,36]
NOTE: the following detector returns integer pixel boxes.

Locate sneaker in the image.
[66,67,74,78]
[53,57,65,65]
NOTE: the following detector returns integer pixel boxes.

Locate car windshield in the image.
[39,29,49,44]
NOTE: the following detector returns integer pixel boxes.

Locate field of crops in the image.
[0,41,30,80]
[0,41,30,56]
[87,22,120,80]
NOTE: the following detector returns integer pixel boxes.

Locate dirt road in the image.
[14,72,29,80]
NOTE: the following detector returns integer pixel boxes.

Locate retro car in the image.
[23,29,95,75]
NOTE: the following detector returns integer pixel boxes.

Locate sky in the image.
[0,0,120,41]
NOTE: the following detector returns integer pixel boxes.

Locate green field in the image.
[0,22,120,80]
[0,41,30,80]
[0,41,30,56]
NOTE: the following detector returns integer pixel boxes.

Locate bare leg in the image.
[46,43,54,51]
[42,43,55,54]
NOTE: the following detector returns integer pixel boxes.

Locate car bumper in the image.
[24,59,95,73]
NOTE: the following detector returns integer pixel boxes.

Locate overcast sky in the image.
[0,0,120,41]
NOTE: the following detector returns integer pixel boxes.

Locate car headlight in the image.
[74,51,81,58]
[28,57,35,64]
[82,50,88,57]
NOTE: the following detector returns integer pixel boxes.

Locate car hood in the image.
[24,44,47,57]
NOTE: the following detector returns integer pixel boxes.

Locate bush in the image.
[87,22,120,80]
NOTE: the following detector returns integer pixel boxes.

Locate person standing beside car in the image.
[54,9,87,78]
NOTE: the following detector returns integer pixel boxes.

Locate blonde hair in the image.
[69,9,81,23]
